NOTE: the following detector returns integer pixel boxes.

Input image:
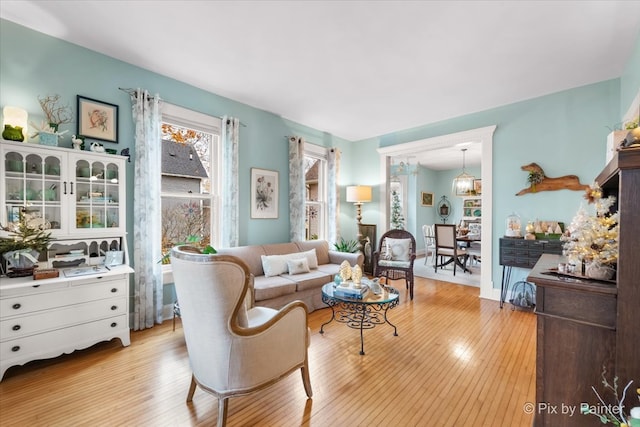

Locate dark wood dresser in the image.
[527,147,640,427]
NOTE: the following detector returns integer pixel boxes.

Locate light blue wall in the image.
[0,19,354,250]
[2,19,639,293]
[356,80,626,287]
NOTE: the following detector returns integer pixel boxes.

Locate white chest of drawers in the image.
[0,266,132,380]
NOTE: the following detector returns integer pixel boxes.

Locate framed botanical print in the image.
[250,168,278,219]
[473,179,483,195]
[77,95,119,143]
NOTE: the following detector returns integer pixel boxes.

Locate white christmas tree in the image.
[562,183,619,267]
[390,190,405,229]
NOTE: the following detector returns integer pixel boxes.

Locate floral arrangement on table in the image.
[581,367,640,426]
[30,94,72,140]
[561,183,618,279]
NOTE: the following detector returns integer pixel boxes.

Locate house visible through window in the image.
[304,144,328,240]
[160,103,221,260]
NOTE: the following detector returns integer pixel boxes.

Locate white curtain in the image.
[221,116,240,247]
[130,89,163,330]
[289,136,305,242]
[327,148,340,246]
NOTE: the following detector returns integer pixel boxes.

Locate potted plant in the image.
[333,237,359,253]
[30,94,72,145]
[1,209,53,276]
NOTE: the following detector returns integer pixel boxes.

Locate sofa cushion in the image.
[253,275,297,301]
[261,254,289,277]
[262,242,300,256]
[262,251,318,277]
[216,245,267,277]
[378,259,411,268]
[281,270,332,292]
[287,257,310,275]
[385,238,411,261]
[295,240,330,265]
[316,263,341,277]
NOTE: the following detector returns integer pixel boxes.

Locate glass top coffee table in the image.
[320,281,399,355]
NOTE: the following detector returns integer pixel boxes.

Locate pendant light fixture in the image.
[452,148,475,196]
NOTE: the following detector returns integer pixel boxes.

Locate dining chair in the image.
[170,246,312,427]
[422,224,436,265]
[434,224,468,275]
[373,229,417,299]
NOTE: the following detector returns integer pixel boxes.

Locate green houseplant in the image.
[334,237,359,253]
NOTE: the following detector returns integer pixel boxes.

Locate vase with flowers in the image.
[561,183,618,280]
[30,94,72,146]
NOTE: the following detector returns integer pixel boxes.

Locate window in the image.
[160,104,221,259]
[304,144,328,240]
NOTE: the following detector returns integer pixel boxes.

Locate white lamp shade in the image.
[2,106,28,137]
[346,185,372,203]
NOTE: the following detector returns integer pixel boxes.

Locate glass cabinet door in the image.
[71,156,124,232]
[3,149,63,231]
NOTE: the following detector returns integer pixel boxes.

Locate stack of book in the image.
[333,283,369,299]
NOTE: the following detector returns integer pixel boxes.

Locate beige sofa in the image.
[216,240,363,312]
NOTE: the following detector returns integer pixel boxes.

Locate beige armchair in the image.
[170,246,312,427]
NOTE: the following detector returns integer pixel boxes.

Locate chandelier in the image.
[391,157,418,177]
[452,148,475,196]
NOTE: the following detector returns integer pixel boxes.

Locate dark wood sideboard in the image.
[527,147,640,427]
[498,238,563,308]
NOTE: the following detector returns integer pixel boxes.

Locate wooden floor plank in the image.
[0,277,536,426]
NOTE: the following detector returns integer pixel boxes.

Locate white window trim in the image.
[305,143,328,241]
[161,103,222,284]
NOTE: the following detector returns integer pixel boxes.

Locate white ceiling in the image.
[1,1,640,169]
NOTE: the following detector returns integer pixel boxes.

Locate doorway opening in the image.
[377,125,496,300]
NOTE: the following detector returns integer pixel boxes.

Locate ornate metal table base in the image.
[320,286,399,355]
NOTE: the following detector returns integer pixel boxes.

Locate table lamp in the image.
[346,185,372,225]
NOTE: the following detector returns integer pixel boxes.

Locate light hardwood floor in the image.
[0,277,536,426]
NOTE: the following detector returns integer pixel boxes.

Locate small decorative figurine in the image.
[339,260,352,283]
[71,135,84,150]
[351,265,363,287]
[120,147,131,162]
[90,142,105,153]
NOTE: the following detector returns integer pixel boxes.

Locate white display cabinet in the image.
[1,140,133,380]
[1,140,126,237]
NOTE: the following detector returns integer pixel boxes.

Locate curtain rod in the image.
[119,87,246,127]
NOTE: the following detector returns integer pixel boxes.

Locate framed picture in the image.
[77,95,119,143]
[251,168,279,219]
[473,179,483,195]
[359,224,376,275]
[421,192,434,207]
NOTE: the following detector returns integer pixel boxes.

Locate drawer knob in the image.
[11,346,20,352]
[110,322,117,328]
[111,288,118,293]
[111,305,118,311]
[12,303,21,310]
[12,324,21,331]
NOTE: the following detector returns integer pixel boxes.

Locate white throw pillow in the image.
[385,238,411,261]
[302,249,318,269]
[261,254,288,277]
[284,250,318,270]
[287,258,310,275]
